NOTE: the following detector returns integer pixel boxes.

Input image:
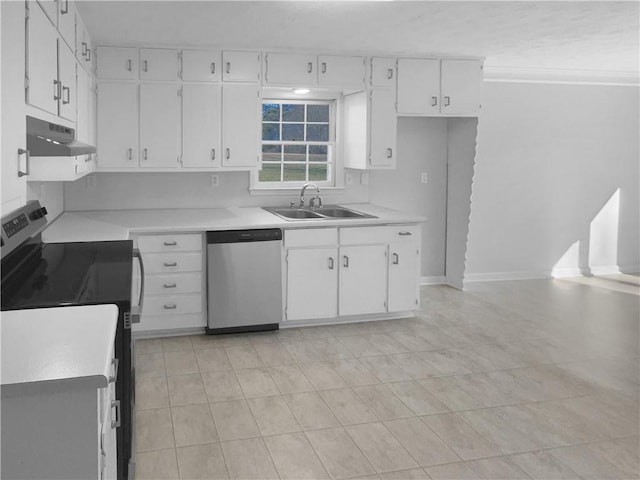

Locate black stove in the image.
[1,201,137,480]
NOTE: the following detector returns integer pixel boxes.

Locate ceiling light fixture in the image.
[292,88,310,95]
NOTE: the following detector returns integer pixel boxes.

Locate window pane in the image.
[283,144,306,162]
[309,145,327,162]
[306,124,329,142]
[262,104,280,121]
[282,124,304,141]
[283,164,306,182]
[259,163,282,182]
[307,104,329,122]
[309,164,328,182]
[262,123,280,141]
[282,104,304,122]
[262,144,281,162]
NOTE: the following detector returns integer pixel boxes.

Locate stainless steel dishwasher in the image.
[206,229,283,334]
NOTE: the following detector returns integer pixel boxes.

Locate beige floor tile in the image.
[335,335,383,357]
[210,399,260,441]
[189,334,224,349]
[176,443,229,480]
[384,417,459,467]
[507,450,581,479]
[386,380,449,416]
[219,334,254,347]
[366,333,410,354]
[352,384,414,420]
[137,376,170,410]
[416,349,476,376]
[420,413,501,461]
[457,408,538,454]
[224,344,264,369]
[379,468,430,479]
[268,364,315,394]
[549,443,628,479]
[346,422,418,473]
[235,367,280,397]
[264,432,330,479]
[194,347,232,372]
[136,338,164,355]
[221,438,279,480]
[389,353,440,379]
[166,374,207,406]
[201,370,244,402]
[162,335,193,352]
[299,362,348,390]
[282,340,324,363]
[136,408,175,451]
[137,352,166,378]
[305,427,376,479]
[424,461,480,480]
[164,350,199,376]
[359,355,413,383]
[389,331,437,352]
[446,374,511,407]
[320,388,378,425]
[417,377,485,411]
[465,456,530,479]
[331,358,381,386]
[253,342,296,366]
[283,391,340,430]
[247,395,301,435]
[171,404,218,447]
[135,448,179,479]
[588,436,640,479]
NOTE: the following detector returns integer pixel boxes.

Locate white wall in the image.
[27,182,65,221]
[466,82,640,281]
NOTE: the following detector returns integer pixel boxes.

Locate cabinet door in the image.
[27,2,59,116]
[318,55,365,87]
[76,13,92,71]
[441,59,482,116]
[182,49,221,82]
[371,57,396,87]
[222,51,260,82]
[286,248,338,321]
[35,0,57,25]
[221,84,259,168]
[182,84,221,168]
[96,83,138,169]
[140,84,180,168]
[97,47,138,80]
[76,66,90,143]
[397,58,440,115]
[264,53,316,85]
[339,244,387,316]
[57,0,75,50]
[388,241,420,312]
[58,41,76,122]
[140,48,179,81]
[369,89,397,168]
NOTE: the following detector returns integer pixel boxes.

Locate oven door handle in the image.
[130,248,145,323]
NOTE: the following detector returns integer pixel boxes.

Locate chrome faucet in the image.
[300,183,320,208]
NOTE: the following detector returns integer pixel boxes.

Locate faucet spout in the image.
[299,183,319,208]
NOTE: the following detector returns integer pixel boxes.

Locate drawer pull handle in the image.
[163,283,177,289]
[226,62,231,74]
[328,257,334,270]
[143,60,148,72]
[163,241,177,246]
[108,358,119,384]
[164,304,177,310]
[387,68,394,79]
[343,255,349,268]
[307,62,313,73]
[211,62,216,74]
[392,253,399,265]
[111,400,121,429]
[127,59,132,72]
[444,96,450,107]
[398,231,412,236]
[164,262,177,267]
[321,62,327,74]
[386,148,393,158]
[431,96,438,107]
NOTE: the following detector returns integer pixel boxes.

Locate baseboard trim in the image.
[464,270,552,283]
[551,266,591,278]
[421,276,446,285]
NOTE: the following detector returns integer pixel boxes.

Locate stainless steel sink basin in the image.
[263,205,376,221]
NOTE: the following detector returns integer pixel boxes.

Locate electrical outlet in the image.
[421,172,428,184]
[360,172,370,185]
[86,175,96,190]
[345,173,354,185]
[211,174,219,187]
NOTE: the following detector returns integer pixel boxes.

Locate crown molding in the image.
[483,65,639,86]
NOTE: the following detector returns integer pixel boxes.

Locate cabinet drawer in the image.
[339,226,390,246]
[138,234,202,253]
[284,228,337,248]
[136,313,205,332]
[144,294,203,316]
[145,273,203,295]
[143,252,202,273]
[386,225,420,242]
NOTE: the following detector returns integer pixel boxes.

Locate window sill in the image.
[249,186,347,196]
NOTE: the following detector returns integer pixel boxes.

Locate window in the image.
[258,100,335,187]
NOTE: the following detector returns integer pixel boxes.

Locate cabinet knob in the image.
[321,62,327,74]
[343,255,349,268]
[328,257,334,270]
[392,253,399,265]
[444,96,450,107]
[307,62,313,74]
[386,148,393,159]
[387,68,394,80]
[225,148,231,160]
[431,96,438,107]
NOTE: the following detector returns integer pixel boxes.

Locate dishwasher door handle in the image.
[130,248,145,324]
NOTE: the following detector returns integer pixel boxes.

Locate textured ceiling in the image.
[76,1,639,73]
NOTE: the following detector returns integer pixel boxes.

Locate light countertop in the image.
[42,204,426,242]
[1,305,119,396]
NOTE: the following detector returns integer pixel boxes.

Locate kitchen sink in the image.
[263,205,376,221]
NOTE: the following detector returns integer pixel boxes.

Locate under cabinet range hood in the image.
[26,116,96,157]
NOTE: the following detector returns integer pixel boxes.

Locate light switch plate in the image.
[345,173,354,185]
[421,172,428,184]
[211,174,220,187]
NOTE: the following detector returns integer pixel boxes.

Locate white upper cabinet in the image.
[369,88,396,168]
[139,84,181,168]
[317,55,365,87]
[36,0,57,25]
[181,50,221,82]
[222,51,260,82]
[221,84,259,168]
[140,48,179,81]
[440,59,482,115]
[97,46,139,80]
[57,41,76,122]
[97,83,139,169]
[56,0,75,49]
[264,53,317,85]
[370,57,396,87]
[397,58,440,115]
[76,66,92,144]
[27,1,59,116]
[182,84,221,168]
[75,12,92,70]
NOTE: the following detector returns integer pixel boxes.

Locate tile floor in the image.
[133,278,639,479]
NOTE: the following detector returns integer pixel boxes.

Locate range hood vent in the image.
[26,116,96,157]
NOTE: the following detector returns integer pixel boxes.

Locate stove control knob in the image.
[30,207,48,220]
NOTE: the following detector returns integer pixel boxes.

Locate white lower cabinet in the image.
[388,240,421,312]
[338,244,387,316]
